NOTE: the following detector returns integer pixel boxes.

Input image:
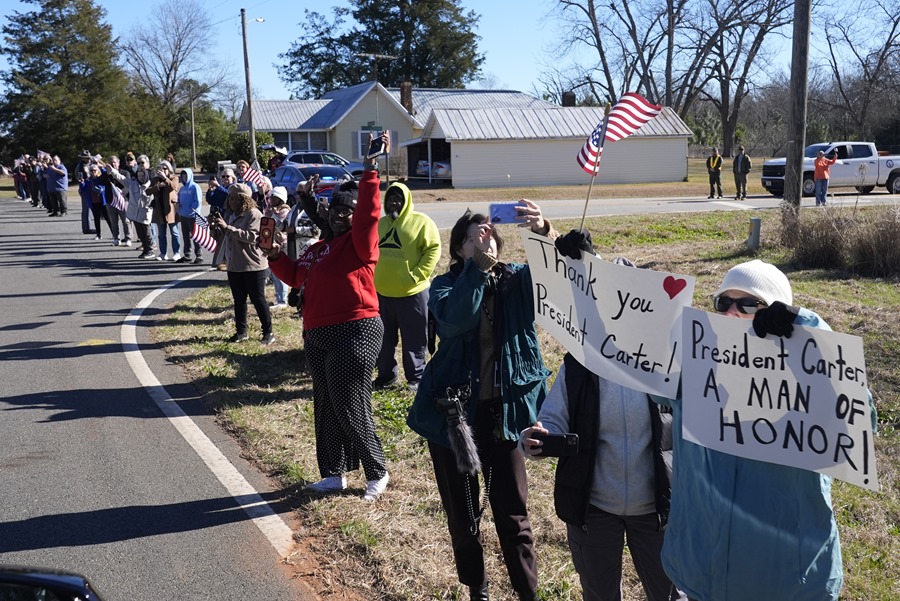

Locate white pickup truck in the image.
[760,141,900,196]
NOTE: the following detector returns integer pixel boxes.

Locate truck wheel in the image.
[888,174,900,195]
[855,186,875,194]
[802,174,815,197]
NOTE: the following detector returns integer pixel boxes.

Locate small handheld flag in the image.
[191,210,218,254]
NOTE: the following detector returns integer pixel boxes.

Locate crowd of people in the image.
[7,140,872,601]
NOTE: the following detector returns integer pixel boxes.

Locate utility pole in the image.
[241,8,258,166]
[781,0,812,245]
[190,83,197,170]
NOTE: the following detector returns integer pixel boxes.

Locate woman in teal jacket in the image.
[407,202,553,601]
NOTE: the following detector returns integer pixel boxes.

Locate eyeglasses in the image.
[329,205,353,216]
[712,295,766,315]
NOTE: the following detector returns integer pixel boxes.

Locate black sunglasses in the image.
[329,205,353,216]
[713,295,766,315]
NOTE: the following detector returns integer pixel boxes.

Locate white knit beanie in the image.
[714,260,793,306]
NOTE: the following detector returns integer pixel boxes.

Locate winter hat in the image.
[271,186,288,203]
[714,259,793,306]
[78,149,91,159]
[329,180,358,210]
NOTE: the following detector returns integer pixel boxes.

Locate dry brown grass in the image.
[152,206,900,600]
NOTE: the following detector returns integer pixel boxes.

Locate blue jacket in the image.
[654,308,876,601]
[176,168,202,217]
[407,259,550,447]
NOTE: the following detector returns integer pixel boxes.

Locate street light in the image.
[241,9,264,167]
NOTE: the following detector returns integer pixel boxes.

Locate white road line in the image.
[713,200,754,210]
[120,270,295,558]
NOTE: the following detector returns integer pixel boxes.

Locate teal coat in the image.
[407,259,550,447]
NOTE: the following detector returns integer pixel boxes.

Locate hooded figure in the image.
[176,168,205,263]
[372,182,441,390]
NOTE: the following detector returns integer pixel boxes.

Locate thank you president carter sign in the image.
[522,231,695,397]
[681,307,877,490]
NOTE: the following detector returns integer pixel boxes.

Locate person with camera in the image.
[518,234,684,601]
[97,155,132,246]
[209,183,274,345]
[86,162,114,240]
[405,202,554,601]
[814,149,839,207]
[264,133,391,502]
[46,155,68,217]
[73,151,96,235]
[119,154,156,259]
[146,160,182,261]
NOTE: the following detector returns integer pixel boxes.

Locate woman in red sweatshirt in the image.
[267,137,389,502]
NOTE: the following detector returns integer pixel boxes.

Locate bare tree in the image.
[121,0,230,109]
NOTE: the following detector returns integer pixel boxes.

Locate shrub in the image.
[847,205,900,277]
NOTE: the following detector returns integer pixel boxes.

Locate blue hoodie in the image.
[176,168,202,218]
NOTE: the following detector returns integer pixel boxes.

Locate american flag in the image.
[242,166,264,187]
[191,211,218,253]
[576,92,663,175]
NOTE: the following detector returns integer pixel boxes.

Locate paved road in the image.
[0,199,309,600]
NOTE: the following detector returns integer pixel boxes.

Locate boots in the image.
[469,583,489,601]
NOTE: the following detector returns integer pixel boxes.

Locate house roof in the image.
[238,82,558,132]
[409,106,692,143]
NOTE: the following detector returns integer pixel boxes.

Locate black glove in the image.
[554,229,594,260]
[752,301,800,338]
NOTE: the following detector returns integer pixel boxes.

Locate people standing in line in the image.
[101,155,132,246]
[45,155,68,217]
[13,158,29,200]
[209,183,275,346]
[814,149,839,207]
[122,154,156,259]
[38,155,51,212]
[706,147,723,199]
[74,150,96,235]
[27,155,41,207]
[266,134,391,502]
[147,160,182,262]
[176,167,205,264]
[372,182,441,392]
[652,259,875,601]
[406,202,554,601]
[87,163,114,240]
[732,145,752,201]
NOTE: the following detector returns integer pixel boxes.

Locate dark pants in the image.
[304,317,387,481]
[133,222,154,253]
[92,204,113,237]
[180,216,202,260]
[80,190,95,233]
[428,403,538,598]
[226,270,272,337]
[29,181,40,206]
[48,190,67,215]
[707,172,722,198]
[567,507,685,601]
[376,290,429,384]
[733,172,748,198]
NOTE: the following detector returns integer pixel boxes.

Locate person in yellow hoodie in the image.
[373,182,441,392]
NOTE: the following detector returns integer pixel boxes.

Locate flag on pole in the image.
[242,166,264,187]
[576,92,663,175]
[191,211,218,253]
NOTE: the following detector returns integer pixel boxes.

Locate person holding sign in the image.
[655,259,875,601]
[407,204,554,601]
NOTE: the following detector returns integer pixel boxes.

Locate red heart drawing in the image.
[663,276,687,299]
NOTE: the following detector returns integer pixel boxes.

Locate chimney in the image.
[400,80,413,115]
[562,91,576,107]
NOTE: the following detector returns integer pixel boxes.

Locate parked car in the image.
[0,565,106,600]
[268,164,354,204]
[282,151,365,177]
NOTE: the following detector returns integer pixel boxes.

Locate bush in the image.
[791,210,849,269]
[848,205,900,277]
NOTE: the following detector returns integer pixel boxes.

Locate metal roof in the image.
[238,100,331,131]
[384,87,556,119]
[422,106,692,141]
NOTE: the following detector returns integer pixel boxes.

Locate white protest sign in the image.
[681,307,877,490]
[522,231,695,397]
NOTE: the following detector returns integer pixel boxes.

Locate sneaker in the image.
[228,332,249,343]
[124,239,132,247]
[112,239,120,246]
[407,380,419,393]
[305,476,347,493]
[192,257,204,264]
[139,251,156,259]
[171,253,181,262]
[176,257,189,263]
[260,332,276,346]
[372,375,399,389]
[157,255,165,261]
[363,473,390,502]
[707,195,714,199]
[717,195,723,199]
[270,302,288,310]
[93,235,101,241]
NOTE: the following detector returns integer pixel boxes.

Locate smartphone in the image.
[258,216,277,251]
[489,201,525,224]
[532,432,579,457]
[366,134,387,159]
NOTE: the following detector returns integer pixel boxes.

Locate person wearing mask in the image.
[406,202,555,601]
[652,259,876,601]
[732,146,752,201]
[209,183,274,345]
[46,155,68,217]
[176,167,205,264]
[372,182,441,392]
[147,160,182,261]
[265,134,391,502]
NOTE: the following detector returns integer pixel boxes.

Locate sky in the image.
[2,0,562,101]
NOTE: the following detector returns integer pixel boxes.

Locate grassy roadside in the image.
[148,204,900,600]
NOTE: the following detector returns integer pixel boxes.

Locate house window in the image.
[290,133,309,151]
[310,132,328,150]
[356,130,393,159]
[272,133,290,150]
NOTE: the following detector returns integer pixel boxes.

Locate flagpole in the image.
[578,103,612,233]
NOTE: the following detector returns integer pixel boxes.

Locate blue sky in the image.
[2,0,561,100]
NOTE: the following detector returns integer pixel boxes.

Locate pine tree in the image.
[0,0,135,162]
[277,0,484,99]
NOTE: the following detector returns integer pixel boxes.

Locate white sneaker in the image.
[305,476,347,493]
[171,253,181,262]
[363,473,390,502]
[112,239,120,246]
[156,255,164,261]
[271,302,288,310]
[93,235,101,241]
[124,239,132,247]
